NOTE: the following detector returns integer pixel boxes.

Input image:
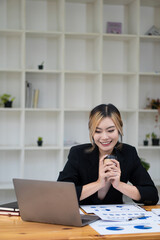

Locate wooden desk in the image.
[0,205,160,240]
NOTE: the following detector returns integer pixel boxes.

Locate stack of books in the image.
[0,201,20,216]
[25,81,40,108]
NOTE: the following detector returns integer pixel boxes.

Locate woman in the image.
[57,104,159,205]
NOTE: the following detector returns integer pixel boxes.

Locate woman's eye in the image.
[95,130,101,133]
[108,129,114,133]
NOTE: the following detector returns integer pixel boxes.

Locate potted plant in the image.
[38,61,44,70]
[151,132,159,146]
[150,98,160,109]
[0,93,15,108]
[37,137,43,146]
[143,133,150,146]
[140,158,150,171]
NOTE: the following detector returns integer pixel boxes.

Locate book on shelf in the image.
[107,22,122,34]
[33,89,39,108]
[25,81,33,108]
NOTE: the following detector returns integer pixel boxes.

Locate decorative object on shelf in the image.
[140,158,150,171]
[150,98,160,109]
[107,22,122,34]
[37,137,43,146]
[25,81,32,108]
[0,94,15,108]
[143,133,150,146]
[33,89,39,108]
[38,61,44,70]
[145,25,160,36]
[151,132,159,146]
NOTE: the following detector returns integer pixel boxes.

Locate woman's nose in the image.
[101,131,108,139]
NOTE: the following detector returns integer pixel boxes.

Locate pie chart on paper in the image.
[134,225,152,230]
[106,226,124,231]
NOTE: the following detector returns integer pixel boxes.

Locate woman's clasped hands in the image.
[99,155,121,189]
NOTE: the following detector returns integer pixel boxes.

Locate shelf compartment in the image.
[25,111,62,147]
[138,112,159,146]
[26,33,63,71]
[139,75,160,109]
[0,0,23,30]
[140,0,160,35]
[0,111,22,146]
[140,38,160,73]
[25,72,62,109]
[102,74,138,110]
[64,111,90,145]
[0,71,23,108]
[103,36,138,72]
[0,32,22,70]
[65,0,101,33]
[24,150,61,181]
[138,148,160,186]
[26,0,63,32]
[0,150,21,187]
[103,0,138,35]
[65,35,100,72]
[64,73,100,109]
[121,111,138,147]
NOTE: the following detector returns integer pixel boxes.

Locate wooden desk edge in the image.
[0,205,160,240]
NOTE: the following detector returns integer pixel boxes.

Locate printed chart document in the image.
[152,209,160,216]
[81,204,160,235]
[81,204,145,221]
[90,220,160,235]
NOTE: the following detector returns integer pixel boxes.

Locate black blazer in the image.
[57,143,159,205]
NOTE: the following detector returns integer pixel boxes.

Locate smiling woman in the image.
[89,105,121,158]
[57,104,159,206]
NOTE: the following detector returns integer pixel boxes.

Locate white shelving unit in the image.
[0,0,160,203]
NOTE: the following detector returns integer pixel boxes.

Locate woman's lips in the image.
[100,141,112,147]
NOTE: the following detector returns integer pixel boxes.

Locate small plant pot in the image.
[143,140,148,146]
[38,65,43,70]
[4,101,12,108]
[152,138,159,146]
[151,105,157,109]
[37,140,43,146]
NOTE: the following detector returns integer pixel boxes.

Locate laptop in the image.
[13,178,99,227]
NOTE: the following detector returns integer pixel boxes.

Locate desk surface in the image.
[0,205,160,240]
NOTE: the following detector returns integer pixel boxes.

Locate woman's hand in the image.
[106,159,121,188]
[80,156,116,201]
[97,156,115,200]
[98,156,117,187]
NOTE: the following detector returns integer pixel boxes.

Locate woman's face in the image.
[93,117,119,156]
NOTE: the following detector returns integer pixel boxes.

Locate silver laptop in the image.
[13,179,99,227]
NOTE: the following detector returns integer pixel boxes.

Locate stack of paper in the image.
[152,208,160,216]
[80,204,160,235]
[81,204,145,221]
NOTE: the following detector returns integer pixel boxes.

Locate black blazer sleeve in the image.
[57,144,102,204]
[57,146,83,200]
[127,146,159,205]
